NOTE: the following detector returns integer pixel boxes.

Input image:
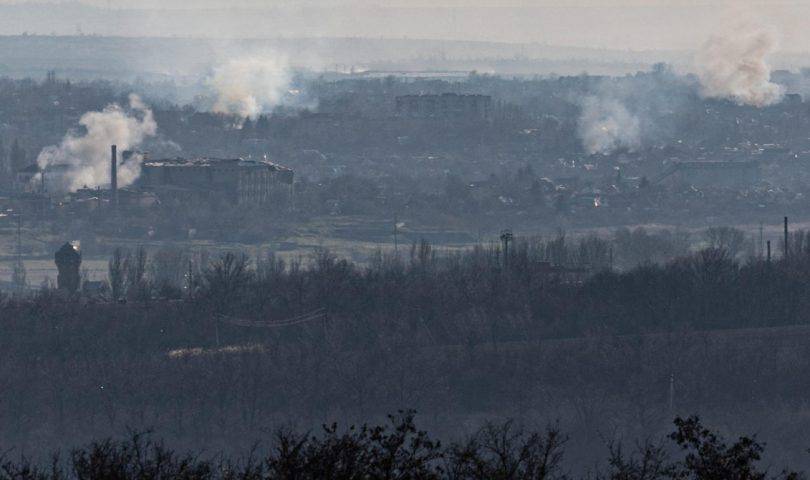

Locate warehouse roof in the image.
[143,157,291,172]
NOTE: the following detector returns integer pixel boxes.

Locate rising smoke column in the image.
[208,55,292,118]
[578,95,641,155]
[695,24,784,107]
[37,94,157,193]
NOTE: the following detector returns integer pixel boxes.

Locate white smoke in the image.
[695,24,784,107]
[578,96,641,156]
[208,55,292,118]
[37,94,157,193]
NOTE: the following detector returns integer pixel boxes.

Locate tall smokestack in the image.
[111,144,118,207]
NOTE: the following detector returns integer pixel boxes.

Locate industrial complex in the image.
[2,146,295,217]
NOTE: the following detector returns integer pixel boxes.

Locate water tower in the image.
[55,242,81,293]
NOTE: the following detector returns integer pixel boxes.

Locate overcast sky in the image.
[14,0,808,8]
[14,0,805,6]
[0,0,808,51]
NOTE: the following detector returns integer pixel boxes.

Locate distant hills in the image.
[0,34,689,81]
[0,2,810,81]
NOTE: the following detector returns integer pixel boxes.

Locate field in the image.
[2,213,808,288]
[3,293,810,469]
[0,214,488,288]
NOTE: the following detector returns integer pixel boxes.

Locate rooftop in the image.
[143,157,291,172]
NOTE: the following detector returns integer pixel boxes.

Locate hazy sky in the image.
[13,0,806,6]
[14,0,809,8]
[0,0,809,51]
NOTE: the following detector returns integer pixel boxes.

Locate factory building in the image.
[139,157,294,206]
[395,93,492,120]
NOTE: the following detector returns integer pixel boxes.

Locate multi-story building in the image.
[140,157,293,205]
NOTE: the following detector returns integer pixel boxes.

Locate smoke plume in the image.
[578,96,641,155]
[208,55,292,118]
[37,94,157,193]
[695,24,784,107]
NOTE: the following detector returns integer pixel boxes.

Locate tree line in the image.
[0,413,801,480]
[5,226,808,343]
[77,227,810,343]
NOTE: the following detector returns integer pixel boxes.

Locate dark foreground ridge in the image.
[0,413,801,480]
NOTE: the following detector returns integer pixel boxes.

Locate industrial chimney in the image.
[111,144,118,207]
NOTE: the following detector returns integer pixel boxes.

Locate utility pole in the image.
[393,214,399,254]
[767,240,772,263]
[500,229,513,269]
[16,213,21,259]
[784,216,789,260]
[14,213,24,293]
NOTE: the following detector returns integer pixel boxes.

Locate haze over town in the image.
[3,1,810,478]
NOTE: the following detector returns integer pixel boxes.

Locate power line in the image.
[217,308,326,328]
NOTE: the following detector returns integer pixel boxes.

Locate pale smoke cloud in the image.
[208,55,292,118]
[37,94,157,193]
[695,24,784,107]
[578,96,641,155]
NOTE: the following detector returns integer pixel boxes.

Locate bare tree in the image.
[124,246,149,301]
[705,227,747,258]
[108,248,124,300]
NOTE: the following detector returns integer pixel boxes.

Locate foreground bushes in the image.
[0,413,800,480]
